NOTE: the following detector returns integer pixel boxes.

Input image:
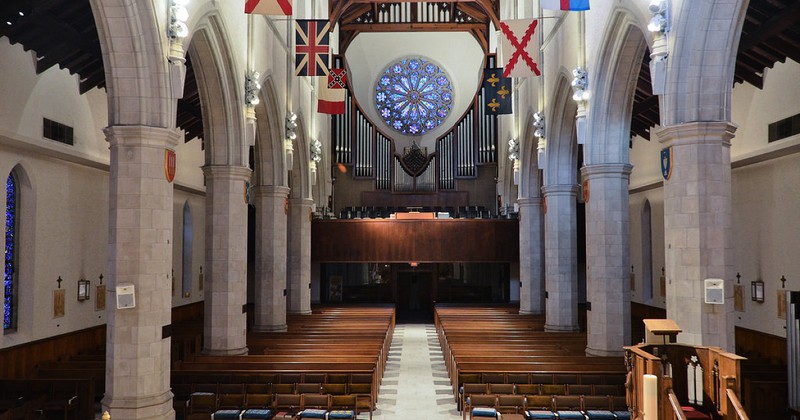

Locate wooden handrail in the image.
[667,389,688,420]
[725,389,750,420]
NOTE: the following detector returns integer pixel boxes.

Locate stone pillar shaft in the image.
[518,197,545,315]
[253,185,290,332]
[287,198,313,314]
[102,126,179,419]
[582,163,633,357]
[542,184,580,331]
[657,121,736,350]
[202,165,251,355]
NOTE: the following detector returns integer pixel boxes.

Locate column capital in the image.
[517,197,543,207]
[201,165,252,180]
[541,184,580,196]
[251,185,291,198]
[580,163,633,178]
[655,121,738,147]
[103,125,181,148]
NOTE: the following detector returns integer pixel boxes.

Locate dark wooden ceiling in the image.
[1,0,797,143]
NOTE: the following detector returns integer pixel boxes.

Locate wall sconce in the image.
[751,279,765,303]
[245,71,261,107]
[285,112,298,168]
[571,67,590,102]
[168,0,190,41]
[533,111,546,169]
[647,0,669,33]
[310,138,322,184]
[78,279,91,301]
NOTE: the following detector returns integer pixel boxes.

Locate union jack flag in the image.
[295,20,330,77]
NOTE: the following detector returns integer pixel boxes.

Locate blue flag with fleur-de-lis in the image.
[483,68,512,115]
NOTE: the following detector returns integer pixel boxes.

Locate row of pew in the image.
[172,305,395,419]
[434,305,629,420]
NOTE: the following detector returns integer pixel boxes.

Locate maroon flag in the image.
[245,0,292,16]
[295,20,330,77]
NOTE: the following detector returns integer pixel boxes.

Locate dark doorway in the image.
[396,269,434,323]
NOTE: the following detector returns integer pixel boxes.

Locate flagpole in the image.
[536,0,547,171]
[247,14,254,73]
[287,18,293,115]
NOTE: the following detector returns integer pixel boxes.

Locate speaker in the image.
[116,284,136,309]
[704,279,724,304]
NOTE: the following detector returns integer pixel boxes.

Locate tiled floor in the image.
[368,323,462,420]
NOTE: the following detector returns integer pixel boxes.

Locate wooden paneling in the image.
[361,190,469,208]
[311,219,519,262]
[0,325,105,379]
[0,302,205,379]
[735,326,787,365]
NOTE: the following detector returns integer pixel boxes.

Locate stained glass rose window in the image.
[375,58,453,135]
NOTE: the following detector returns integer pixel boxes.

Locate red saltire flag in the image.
[541,0,590,11]
[318,69,347,114]
[295,19,331,77]
[244,0,292,16]
[499,19,541,78]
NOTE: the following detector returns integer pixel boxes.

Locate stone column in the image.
[542,184,580,332]
[252,185,290,332]
[518,197,545,315]
[102,126,179,419]
[287,197,313,314]
[656,122,736,350]
[582,163,633,356]
[202,165,251,355]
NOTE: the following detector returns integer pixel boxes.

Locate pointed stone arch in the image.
[254,75,288,187]
[89,0,172,127]
[188,14,247,167]
[663,0,749,124]
[585,8,649,165]
[289,114,312,200]
[519,111,542,200]
[543,74,579,186]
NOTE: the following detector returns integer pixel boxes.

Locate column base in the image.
[251,324,288,333]
[544,323,580,332]
[287,310,313,315]
[202,347,249,356]
[101,391,174,420]
[519,309,544,315]
[585,346,625,357]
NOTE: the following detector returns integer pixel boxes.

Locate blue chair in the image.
[556,411,587,420]
[241,409,275,419]
[297,408,327,419]
[212,410,241,419]
[613,412,631,420]
[585,410,616,420]
[524,411,556,420]
[327,410,355,419]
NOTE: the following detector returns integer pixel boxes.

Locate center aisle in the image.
[371,323,462,420]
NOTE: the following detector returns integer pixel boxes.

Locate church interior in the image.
[0,0,799,419]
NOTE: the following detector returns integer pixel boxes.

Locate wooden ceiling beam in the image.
[739,1,800,52]
[341,22,484,32]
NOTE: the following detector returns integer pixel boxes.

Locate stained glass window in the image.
[4,173,17,331]
[375,58,453,135]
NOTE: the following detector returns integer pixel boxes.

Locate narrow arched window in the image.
[181,201,193,297]
[4,173,18,331]
[642,200,653,300]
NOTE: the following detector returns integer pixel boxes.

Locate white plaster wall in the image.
[0,151,109,348]
[172,190,207,306]
[628,59,800,338]
[731,59,800,158]
[345,32,484,150]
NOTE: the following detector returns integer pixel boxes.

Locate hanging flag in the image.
[540,0,590,11]
[295,19,331,77]
[499,19,541,78]
[318,69,347,114]
[244,0,292,16]
[482,68,512,115]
